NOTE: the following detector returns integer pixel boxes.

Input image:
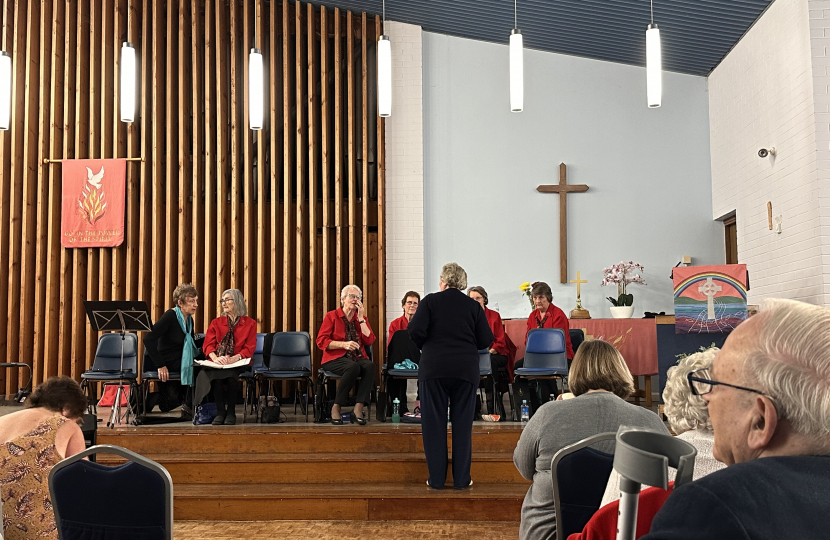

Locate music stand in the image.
[84,301,152,428]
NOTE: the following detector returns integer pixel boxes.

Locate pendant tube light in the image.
[0,51,10,130]
[646,0,661,108]
[509,0,523,112]
[120,43,136,123]
[377,0,392,117]
[249,48,264,130]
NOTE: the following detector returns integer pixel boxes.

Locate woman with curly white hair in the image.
[600,346,726,506]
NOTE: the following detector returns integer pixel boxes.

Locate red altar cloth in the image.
[503,318,658,376]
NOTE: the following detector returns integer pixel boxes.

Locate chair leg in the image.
[509,381,517,421]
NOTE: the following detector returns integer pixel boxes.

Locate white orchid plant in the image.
[601,261,646,307]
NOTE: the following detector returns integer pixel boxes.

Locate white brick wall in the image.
[710,0,826,305]
[384,22,425,329]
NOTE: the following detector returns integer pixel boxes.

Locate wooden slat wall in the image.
[0,0,385,389]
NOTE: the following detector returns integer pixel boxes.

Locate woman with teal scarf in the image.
[143,283,201,416]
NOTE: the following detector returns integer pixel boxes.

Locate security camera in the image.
[758,147,776,158]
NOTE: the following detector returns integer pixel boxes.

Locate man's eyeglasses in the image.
[686,369,767,397]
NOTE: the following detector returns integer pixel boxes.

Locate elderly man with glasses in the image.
[641,298,830,540]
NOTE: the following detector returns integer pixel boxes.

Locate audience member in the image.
[468,285,512,416]
[642,299,830,539]
[408,263,493,489]
[513,340,668,540]
[196,289,257,425]
[0,376,86,540]
[316,284,376,425]
[600,346,725,506]
[143,283,200,416]
[514,282,573,409]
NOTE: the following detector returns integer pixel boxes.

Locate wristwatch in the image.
[358,320,366,324]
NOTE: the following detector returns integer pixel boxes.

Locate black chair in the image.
[139,349,181,420]
[49,444,173,540]
[258,331,314,422]
[318,344,374,422]
[240,332,268,423]
[551,432,616,539]
[477,348,498,414]
[80,333,139,416]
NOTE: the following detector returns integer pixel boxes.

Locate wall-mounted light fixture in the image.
[0,51,12,130]
[249,48,264,130]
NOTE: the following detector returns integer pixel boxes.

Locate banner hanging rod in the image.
[43,157,145,164]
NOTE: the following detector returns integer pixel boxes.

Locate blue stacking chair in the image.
[477,349,498,415]
[551,432,617,539]
[81,333,139,416]
[49,444,173,540]
[259,332,314,422]
[240,332,268,423]
[510,328,569,420]
[318,344,374,421]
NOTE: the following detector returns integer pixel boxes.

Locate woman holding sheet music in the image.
[196,288,257,425]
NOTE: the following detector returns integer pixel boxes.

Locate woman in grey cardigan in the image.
[513,339,668,540]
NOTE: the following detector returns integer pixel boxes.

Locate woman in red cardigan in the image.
[316,284,376,425]
[467,285,511,415]
[196,288,257,425]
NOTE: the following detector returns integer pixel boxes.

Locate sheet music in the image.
[195,358,251,369]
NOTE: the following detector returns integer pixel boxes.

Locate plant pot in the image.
[609,306,635,319]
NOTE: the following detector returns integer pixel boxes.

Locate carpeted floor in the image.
[174,520,519,540]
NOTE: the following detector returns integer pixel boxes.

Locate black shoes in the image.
[212,415,225,425]
[224,413,236,425]
[350,410,367,425]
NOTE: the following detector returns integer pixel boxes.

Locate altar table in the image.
[504,318,658,406]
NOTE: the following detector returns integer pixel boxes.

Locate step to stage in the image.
[97,422,530,522]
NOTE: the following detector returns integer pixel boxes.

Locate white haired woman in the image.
[196,288,257,425]
[408,263,494,489]
[316,285,376,425]
[599,345,726,507]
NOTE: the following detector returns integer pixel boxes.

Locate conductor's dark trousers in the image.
[419,377,476,489]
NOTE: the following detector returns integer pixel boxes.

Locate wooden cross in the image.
[537,163,589,283]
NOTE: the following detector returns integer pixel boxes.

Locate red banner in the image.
[60,159,126,247]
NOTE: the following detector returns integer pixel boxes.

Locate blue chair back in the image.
[268,332,312,371]
[524,328,568,370]
[478,349,491,372]
[251,332,267,371]
[49,445,172,539]
[91,333,139,374]
[552,433,616,539]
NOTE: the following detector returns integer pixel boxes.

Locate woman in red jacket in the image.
[316,284,376,425]
[197,288,257,425]
[467,286,510,415]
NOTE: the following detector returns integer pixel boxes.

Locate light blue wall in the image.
[423,32,723,319]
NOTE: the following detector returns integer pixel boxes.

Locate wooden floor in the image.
[175,520,520,540]
[96,407,529,523]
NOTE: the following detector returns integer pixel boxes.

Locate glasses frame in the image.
[346,293,362,300]
[686,369,767,397]
[220,298,234,304]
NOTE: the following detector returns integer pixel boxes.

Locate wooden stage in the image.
[97,418,529,523]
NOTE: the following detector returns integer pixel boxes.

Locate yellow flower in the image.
[519,282,530,291]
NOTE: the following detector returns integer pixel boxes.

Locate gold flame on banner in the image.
[78,185,107,225]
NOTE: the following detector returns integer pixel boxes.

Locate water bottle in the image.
[392,398,400,423]
[520,400,529,422]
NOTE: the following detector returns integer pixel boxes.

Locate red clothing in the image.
[387,314,410,345]
[202,315,257,364]
[525,304,574,359]
[316,307,376,364]
[566,485,672,540]
[485,307,509,357]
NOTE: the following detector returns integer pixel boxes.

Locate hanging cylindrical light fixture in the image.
[0,51,12,130]
[249,48,264,130]
[510,29,523,112]
[646,0,661,108]
[509,0,523,112]
[377,0,392,117]
[120,43,136,123]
